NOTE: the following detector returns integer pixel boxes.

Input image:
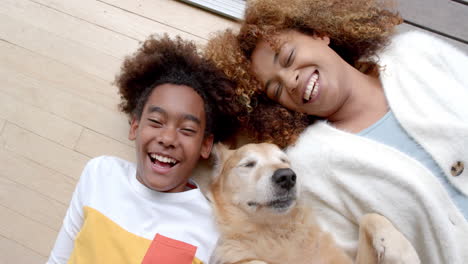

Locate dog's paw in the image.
[364,214,420,264]
[373,234,419,264]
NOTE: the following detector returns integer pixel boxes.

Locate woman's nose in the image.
[278,70,299,93]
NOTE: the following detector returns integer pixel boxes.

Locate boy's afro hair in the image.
[115,34,239,142]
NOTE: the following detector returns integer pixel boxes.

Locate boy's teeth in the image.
[150,153,176,164]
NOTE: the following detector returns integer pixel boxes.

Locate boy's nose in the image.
[158,128,177,148]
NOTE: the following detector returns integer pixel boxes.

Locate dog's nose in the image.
[272,168,296,190]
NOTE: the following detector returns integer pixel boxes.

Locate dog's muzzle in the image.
[272,168,296,191]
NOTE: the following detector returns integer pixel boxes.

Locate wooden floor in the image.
[0,0,235,262]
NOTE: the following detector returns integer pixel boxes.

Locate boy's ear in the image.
[128,116,139,141]
[200,134,214,159]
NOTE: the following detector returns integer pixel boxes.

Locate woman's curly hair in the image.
[116,34,238,142]
[205,0,402,148]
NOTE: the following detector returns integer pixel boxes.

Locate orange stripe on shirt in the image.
[142,234,197,264]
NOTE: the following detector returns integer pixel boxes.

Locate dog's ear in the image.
[204,143,234,202]
[211,143,235,177]
[212,143,231,164]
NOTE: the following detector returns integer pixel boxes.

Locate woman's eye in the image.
[274,83,283,99]
[266,82,282,101]
[286,49,295,66]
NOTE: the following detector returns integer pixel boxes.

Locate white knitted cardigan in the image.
[286,31,468,264]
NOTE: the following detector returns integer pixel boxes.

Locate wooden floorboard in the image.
[0,16,121,82]
[0,60,133,145]
[0,148,76,205]
[99,0,238,39]
[397,0,468,43]
[74,128,136,163]
[0,40,119,106]
[0,205,57,257]
[1,0,139,59]
[2,122,90,179]
[0,91,83,149]
[0,177,67,231]
[0,119,5,137]
[30,0,207,44]
[0,235,47,264]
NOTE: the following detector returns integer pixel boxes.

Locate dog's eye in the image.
[242,161,256,168]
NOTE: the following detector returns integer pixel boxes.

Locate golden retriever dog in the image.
[206,143,419,264]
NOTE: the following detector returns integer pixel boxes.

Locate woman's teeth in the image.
[303,72,319,102]
[150,153,177,165]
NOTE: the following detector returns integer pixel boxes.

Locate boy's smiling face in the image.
[129,83,213,192]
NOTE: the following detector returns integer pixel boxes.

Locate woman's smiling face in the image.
[251,30,352,118]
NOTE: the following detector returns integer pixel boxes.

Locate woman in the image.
[205,0,468,263]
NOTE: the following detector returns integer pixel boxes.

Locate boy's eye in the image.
[180,128,197,135]
[148,118,163,126]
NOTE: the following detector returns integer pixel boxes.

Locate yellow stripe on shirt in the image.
[68,206,202,264]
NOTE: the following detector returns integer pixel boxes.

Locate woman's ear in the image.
[314,34,330,45]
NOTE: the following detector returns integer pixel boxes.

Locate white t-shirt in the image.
[47,156,219,264]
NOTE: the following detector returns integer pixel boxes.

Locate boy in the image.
[47,35,236,264]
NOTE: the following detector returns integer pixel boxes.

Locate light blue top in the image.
[358,111,468,219]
